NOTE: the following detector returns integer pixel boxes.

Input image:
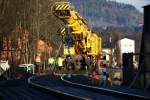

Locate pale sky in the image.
[110,0,150,12]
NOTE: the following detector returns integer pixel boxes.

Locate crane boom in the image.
[51,2,102,56]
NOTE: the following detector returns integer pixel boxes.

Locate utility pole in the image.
[109,33,112,68]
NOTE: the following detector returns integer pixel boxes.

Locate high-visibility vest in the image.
[58,57,63,66]
[48,58,54,64]
[92,71,100,80]
[93,75,100,80]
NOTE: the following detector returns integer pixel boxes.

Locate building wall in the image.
[119,38,135,54]
[102,48,111,62]
[143,5,150,71]
[118,38,135,64]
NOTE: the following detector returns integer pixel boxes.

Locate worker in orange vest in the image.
[34,54,42,75]
[92,71,99,80]
[92,70,100,85]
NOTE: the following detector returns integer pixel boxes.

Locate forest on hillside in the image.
[68,0,143,29]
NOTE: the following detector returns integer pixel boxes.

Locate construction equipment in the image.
[51,2,102,56]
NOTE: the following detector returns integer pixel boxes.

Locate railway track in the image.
[1,75,116,100]
[0,78,59,100]
[30,75,122,100]
[61,74,150,100]
[1,74,149,100]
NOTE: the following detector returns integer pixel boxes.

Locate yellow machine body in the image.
[51,2,102,56]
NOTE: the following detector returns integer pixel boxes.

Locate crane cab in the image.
[52,2,73,19]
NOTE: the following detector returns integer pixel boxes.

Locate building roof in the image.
[143,4,150,8]
[120,38,134,40]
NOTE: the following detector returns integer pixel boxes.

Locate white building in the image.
[118,38,135,63]
[102,48,111,62]
[119,38,135,54]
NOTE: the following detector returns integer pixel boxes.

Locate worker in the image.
[102,67,109,87]
[66,55,73,70]
[66,56,74,78]
[48,57,54,70]
[86,56,94,75]
[80,55,86,70]
[92,70,100,86]
[63,58,67,70]
[58,56,63,70]
[34,54,42,75]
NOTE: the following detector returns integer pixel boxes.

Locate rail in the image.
[28,76,89,100]
[61,74,150,100]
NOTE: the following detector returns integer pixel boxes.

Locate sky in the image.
[110,0,150,12]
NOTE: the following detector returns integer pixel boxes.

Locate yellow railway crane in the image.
[51,2,102,56]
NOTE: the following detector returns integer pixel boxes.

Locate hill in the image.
[68,0,143,28]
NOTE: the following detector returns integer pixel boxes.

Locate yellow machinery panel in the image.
[87,33,102,56]
[63,46,75,55]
